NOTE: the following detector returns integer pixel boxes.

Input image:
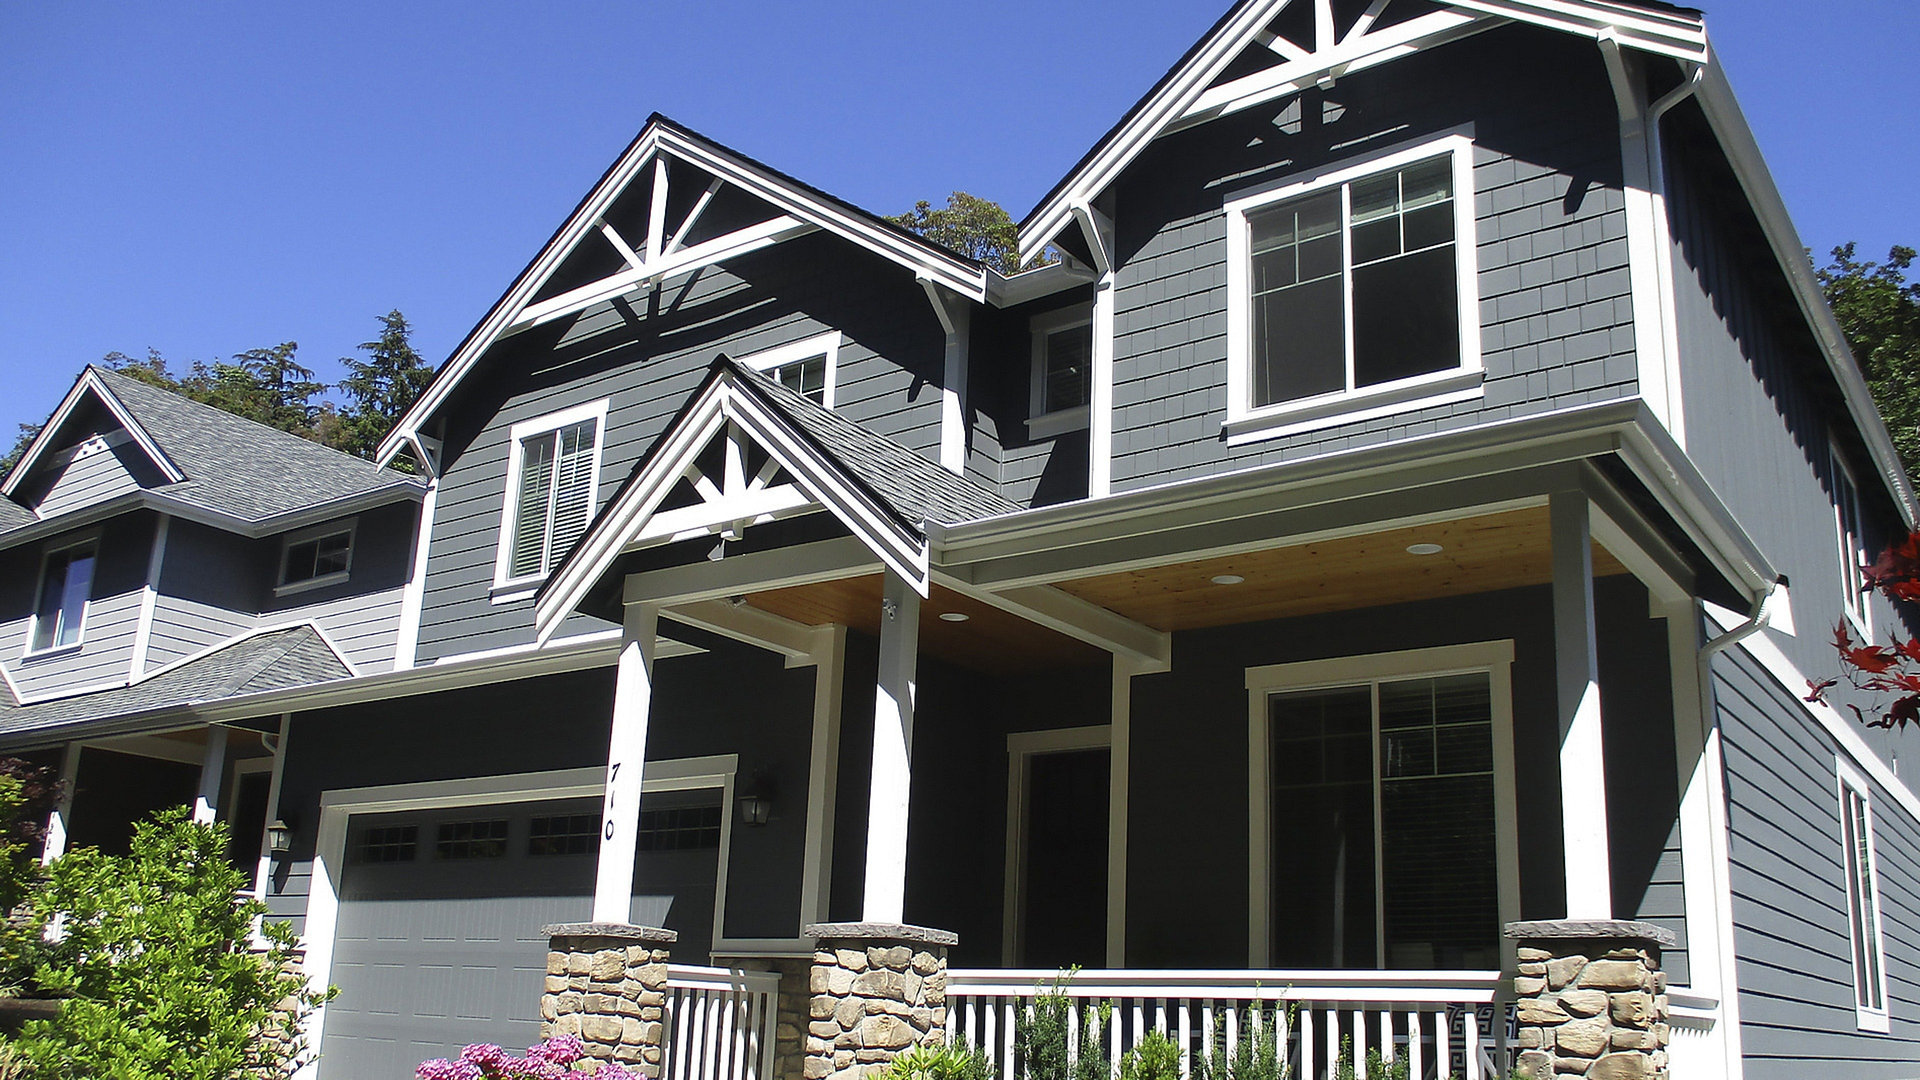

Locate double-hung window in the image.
[741,331,841,408]
[1225,133,1480,441]
[1833,445,1870,635]
[1029,307,1093,436]
[1837,761,1890,1031]
[495,400,607,590]
[28,539,96,655]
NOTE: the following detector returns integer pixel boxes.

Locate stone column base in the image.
[1504,920,1674,1080]
[542,922,678,1075]
[802,922,956,1080]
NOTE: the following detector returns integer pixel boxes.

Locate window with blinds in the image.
[1267,671,1498,970]
[1838,767,1888,1026]
[507,417,598,581]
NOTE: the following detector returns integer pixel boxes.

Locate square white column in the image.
[862,572,921,924]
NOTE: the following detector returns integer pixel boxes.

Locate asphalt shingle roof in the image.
[0,626,351,738]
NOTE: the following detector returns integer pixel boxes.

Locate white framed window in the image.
[1247,640,1517,970]
[493,399,607,592]
[275,519,356,596]
[1224,131,1482,444]
[1027,307,1093,437]
[1832,444,1870,637]
[740,331,841,408]
[1837,759,1891,1032]
[27,536,98,657]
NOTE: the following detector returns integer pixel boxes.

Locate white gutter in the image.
[0,481,425,554]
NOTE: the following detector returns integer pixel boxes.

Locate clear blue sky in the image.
[2,1,1914,444]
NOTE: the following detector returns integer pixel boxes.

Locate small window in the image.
[1029,308,1093,436]
[529,814,601,856]
[1225,134,1480,441]
[741,331,841,409]
[635,805,723,852]
[277,521,354,594]
[1838,763,1890,1030]
[435,819,509,860]
[28,540,96,654]
[1833,447,1870,634]
[359,825,418,864]
[496,400,607,589]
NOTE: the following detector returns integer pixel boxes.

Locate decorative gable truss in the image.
[379,117,987,468]
[0,367,185,505]
[1020,0,1709,259]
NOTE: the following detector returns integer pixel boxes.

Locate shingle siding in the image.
[1105,26,1635,491]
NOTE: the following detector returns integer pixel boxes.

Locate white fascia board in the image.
[2,370,185,498]
[1693,61,1918,528]
[984,260,1098,307]
[0,481,422,556]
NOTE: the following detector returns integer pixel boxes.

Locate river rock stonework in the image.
[1505,920,1674,1080]
[802,922,955,1080]
[541,923,677,1075]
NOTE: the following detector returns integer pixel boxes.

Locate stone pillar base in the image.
[542,922,678,1075]
[802,922,955,1080]
[1504,920,1674,1080]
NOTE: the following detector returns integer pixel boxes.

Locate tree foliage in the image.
[1819,244,1920,479]
[1809,531,1920,730]
[336,310,434,463]
[888,192,1029,276]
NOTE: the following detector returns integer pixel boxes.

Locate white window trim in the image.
[1831,442,1871,640]
[1837,758,1892,1033]
[1223,130,1483,446]
[739,331,841,409]
[492,398,609,593]
[1027,307,1093,438]
[274,518,358,597]
[23,532,101,660]
[1245,639,1518,970]
[1001,724,1112,965]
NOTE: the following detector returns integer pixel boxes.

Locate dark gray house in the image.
[1,2,1913,1078]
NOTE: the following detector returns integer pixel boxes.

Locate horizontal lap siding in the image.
[144,595,252,670]
[416,233,947,663]
[34,444,143,518]
[0,515,155,699]
[1107,27,1633,491]
[273,587,404,674]
[1716,650,1920,1075]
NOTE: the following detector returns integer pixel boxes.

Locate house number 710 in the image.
[604,761,621,840]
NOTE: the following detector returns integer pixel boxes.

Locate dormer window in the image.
[494,400,608,592]
[741,332,841,408]
[277,520,356,595]
[28,539,95,655]
[1225,133,1481,442]
[1028,307,1092,437]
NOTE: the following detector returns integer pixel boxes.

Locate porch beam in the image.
[594,603,661,924]
[1551,490,1613,919]
[1580,465,1691,605]
[938,574,1171,672]
[862,572,921,924]
[623,537,881,608]
[193,726,228,824]
[665,599,823,667]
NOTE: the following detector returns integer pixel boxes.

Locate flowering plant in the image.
[417,1036,639,1080]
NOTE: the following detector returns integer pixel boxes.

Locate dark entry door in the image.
[1018,748,1110,969]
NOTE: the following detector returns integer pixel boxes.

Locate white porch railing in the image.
[945,969,1512,1080]
[662,964,782,1080]
[1665,991,1722,1080]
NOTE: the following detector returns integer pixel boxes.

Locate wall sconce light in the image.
[267,818,294,859]
[737,774,776,827]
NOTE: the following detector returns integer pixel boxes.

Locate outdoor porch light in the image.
[1211,574,1246,585]
[1405,543,1445,556]
[266,818,294,858]
[737,793,773,827]
[938,611,970,622]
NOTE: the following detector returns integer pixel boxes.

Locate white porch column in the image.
[193,726,229,824]
[1551,490,1612,918]
[861,572,920,924]
[41,744,80,865]
[594,602,660,924]
[253,715,292,902]
[800,625,848,927]
[1107,658,1135,967]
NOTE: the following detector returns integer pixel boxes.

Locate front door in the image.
[1011,738,1110,969]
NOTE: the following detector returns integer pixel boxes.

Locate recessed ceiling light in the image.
[1406,543,1445,556]
[938,612,970,622]
[1211,574,1246,585]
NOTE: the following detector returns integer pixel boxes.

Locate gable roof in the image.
[376,114,990,466]
[0,366,424,545]
[535,355,1017,642]
[0,625,352,741]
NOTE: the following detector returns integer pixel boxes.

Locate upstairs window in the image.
[496,400,607,589]
[276,520,354,594]
[1226,133,1480,441]
[741,331,841,408]
[1833,446,1870,634]
[1029,307,1093,436]
[1837,762,1889,1031]
[29,539,95,654]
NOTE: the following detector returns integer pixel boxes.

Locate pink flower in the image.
[416,1059,483,1080]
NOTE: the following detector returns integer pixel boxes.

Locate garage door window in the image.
[436,819,509,859]
[637,805,723,851]
[359,825,417,863]
[530,814,601,857]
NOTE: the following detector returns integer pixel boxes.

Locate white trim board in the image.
[1000,724,1113,966]
[2,367,184,498]
[296,755,739,1080]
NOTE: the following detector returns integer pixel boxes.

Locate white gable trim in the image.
[534,369,930,643]
[378,120,986,466]
[2,369,185,499]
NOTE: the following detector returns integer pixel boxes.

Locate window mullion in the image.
[1342,182,1357,394]
[541,431,563,576]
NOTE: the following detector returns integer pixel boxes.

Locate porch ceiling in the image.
[1053,506,1628,632]
[745,577,1109,672]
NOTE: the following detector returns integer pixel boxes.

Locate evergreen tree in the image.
[1820,244,1920,481]
[336,310,433,462]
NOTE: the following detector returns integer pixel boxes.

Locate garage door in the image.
[318,789,724,1079]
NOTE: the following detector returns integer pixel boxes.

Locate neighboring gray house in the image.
[1,2,1914,1078]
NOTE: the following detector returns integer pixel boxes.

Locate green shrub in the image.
[886,1044,996,1080]
[11,807,330,1080]
[1013,972,1110,1080]
[1191,1005,1291,1080]
[1118,1031,1182,1080]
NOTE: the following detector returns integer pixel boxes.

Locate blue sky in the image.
[2,1,1914,445]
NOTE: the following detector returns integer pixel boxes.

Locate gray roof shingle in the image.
[0,626,351,739]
